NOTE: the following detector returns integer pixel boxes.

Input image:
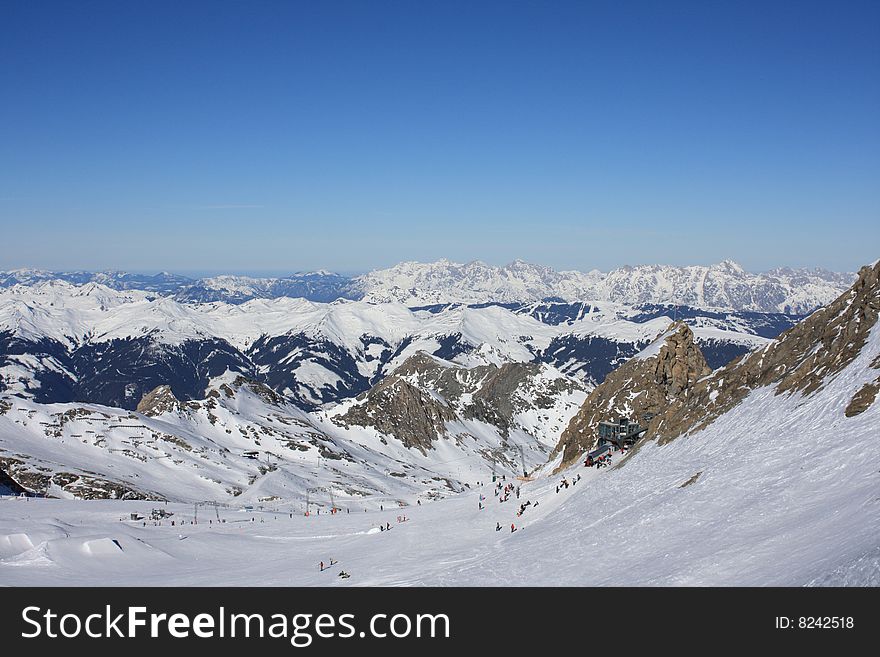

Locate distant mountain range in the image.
[0,279,779,412]
[0,259,854,313]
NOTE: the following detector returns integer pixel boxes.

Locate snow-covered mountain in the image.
[0,269,191,294]
[555,258,880,467]
[0,360,580,504]
[1,260,877,586]
[0,281,772,411]
[356,259,853,313]
[331,352,586,460]
[174,271,359,304]
[1,259,853,312]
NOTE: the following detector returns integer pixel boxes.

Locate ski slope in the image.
[2,320,877,586]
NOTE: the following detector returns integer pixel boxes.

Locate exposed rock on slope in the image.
[136,385,181,416]
[554,322,711,465]
[334,352,586,453]
[334,376,457,452]
[649,260,880,443]
[1,379,439,502]
[0,454,162,500]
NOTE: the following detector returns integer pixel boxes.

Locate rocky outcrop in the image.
[136,385,180,416]
[554,322,711,466]
[650,260,880,444]
[0,455,163,500]
[554,261,880,464]
[845,377,880,417]
[335,376,457,452]
[335,351,585,452]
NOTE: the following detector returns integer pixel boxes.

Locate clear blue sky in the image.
[1,0,878,274]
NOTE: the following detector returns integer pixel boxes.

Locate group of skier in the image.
[318,558,349,579]
[516,499,535,517]
[318,558,338,572]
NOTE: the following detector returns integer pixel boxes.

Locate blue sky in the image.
[1,0,878,274]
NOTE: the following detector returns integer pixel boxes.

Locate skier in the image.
[510,523,517,533]
[495,523,502,531]
[320,561,324,571]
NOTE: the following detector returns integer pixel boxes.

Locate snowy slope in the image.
[1,327,875,585]
[0,375,533,506]
[0,264,876,586]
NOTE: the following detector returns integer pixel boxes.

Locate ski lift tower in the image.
[306,486,334,515]
[512,443,533,481]
[193,501,224,524]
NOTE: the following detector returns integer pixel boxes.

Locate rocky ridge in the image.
[553,322,710,465]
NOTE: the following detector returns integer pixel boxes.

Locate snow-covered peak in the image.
[353,259,852,312]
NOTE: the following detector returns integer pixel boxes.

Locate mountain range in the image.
[0,257,874,508]
[0,280,778,413]
[1,258,879,586]
[1,258,853,313]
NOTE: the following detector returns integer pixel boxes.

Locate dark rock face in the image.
[650,261,880,445]
[845,378,880,417]
[335,351,584,452]
[554,323,711,466]
[336,376,458,452]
